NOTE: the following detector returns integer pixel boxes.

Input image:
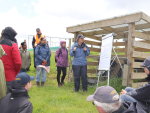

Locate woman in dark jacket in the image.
[19,42,31,72]
[35,37,51,87]
[55,41,68,86]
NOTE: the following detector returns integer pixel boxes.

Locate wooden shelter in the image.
[66,12,150,88]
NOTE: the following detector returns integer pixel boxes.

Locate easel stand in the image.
[97,47,122,88]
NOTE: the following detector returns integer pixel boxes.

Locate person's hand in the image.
[73,47,77,51]
[84,47,87,51]
[43,60,47,65]
[120,89,127,96]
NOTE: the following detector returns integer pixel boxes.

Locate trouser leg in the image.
[120,94,138,103]
[57,66,61,84]
[81,65,87,91]
[6,81,11,94]
[41,68,47,83]
[36,67,42,82]
[61,67,66,83]
[34,48,36,68]
[72,65,81,91]
[125,87,135,93]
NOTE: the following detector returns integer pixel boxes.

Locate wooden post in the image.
[127,23,135,85]
[74,32,78,43]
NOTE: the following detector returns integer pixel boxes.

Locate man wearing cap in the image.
[87,86,147,113]
[0,72,35,113]
[32,28,45,68]
[120,56,150,112]
[70,34,90,92]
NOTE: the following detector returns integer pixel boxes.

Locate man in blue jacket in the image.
[120,56,150,112]
[70,34,90,92]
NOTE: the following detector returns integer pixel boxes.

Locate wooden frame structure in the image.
[67,12,150,88]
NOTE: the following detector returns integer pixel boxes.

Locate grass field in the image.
[27,52,125,113]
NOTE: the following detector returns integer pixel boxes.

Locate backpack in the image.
[55,48,68,63]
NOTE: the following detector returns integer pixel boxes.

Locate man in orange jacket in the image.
[32,28,45,68]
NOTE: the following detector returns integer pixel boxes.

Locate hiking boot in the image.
[58,83,62,87]
[41,82,45,87]
[36,82,39,87]
[61,82,64,86]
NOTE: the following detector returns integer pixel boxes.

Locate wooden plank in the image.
[113,42,125,46]
[89,47,100,52]
[132,62,143,68]
[142,13,150,24]
[87,62,99,66]
[132,82,147,88]
[84,40,101,46]
[133,31,150,41]
[131,73,147,79]
[127,23,135,84]
[101,26,124,37]
[67,12,142,33]
[132,51,150,59]
[135,48,150,52]
[89,47,125,53]
[133,41,150,49]
[87,69,98,73]
[86,55,126,59]
[122,64,129,86]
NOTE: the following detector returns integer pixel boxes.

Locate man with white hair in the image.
[87,86,147,113]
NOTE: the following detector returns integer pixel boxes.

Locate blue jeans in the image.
[120,87,138,103]
[20,69,27,73]
[36,67,47,82]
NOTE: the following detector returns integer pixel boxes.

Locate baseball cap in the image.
[77,34,85,39]
[15,72,35,85]
[140,57,150,68]
[36,28,40,32]
[87,86,119,103]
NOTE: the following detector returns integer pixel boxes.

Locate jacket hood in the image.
[74,42,86,48]
[10,80,30,98]
[3,27,17,41]
[0,45,5,58]
[60,41,66,47]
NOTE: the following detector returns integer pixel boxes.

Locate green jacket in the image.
[0,45,6,99]
[19,49,31,70]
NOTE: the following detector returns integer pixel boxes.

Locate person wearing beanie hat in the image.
[87,86,147,113]
[0,72,35,113]
[120,56,150,112]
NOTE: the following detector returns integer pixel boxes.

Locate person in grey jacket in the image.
[19,42,31,72]
[120,56,150,112]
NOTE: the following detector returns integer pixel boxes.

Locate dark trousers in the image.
[72,65,87,91]
[6,81,11,94]
[34,47,36,68]
[57,66,66,84]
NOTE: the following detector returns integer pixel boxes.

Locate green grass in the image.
[27,52,125,113]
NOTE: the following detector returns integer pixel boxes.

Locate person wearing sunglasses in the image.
[87,86,147,113]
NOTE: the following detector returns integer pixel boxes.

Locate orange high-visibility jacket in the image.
[34,34,45,47]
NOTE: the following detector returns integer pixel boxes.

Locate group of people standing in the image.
[0,26,91,112]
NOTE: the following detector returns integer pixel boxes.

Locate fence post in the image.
[127,23,135,85]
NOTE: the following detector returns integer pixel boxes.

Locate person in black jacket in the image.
[120,56,150,112]
[0,72,35,113]
[87,86,147,113]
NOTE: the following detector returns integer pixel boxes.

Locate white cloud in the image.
[1,0,150,48]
